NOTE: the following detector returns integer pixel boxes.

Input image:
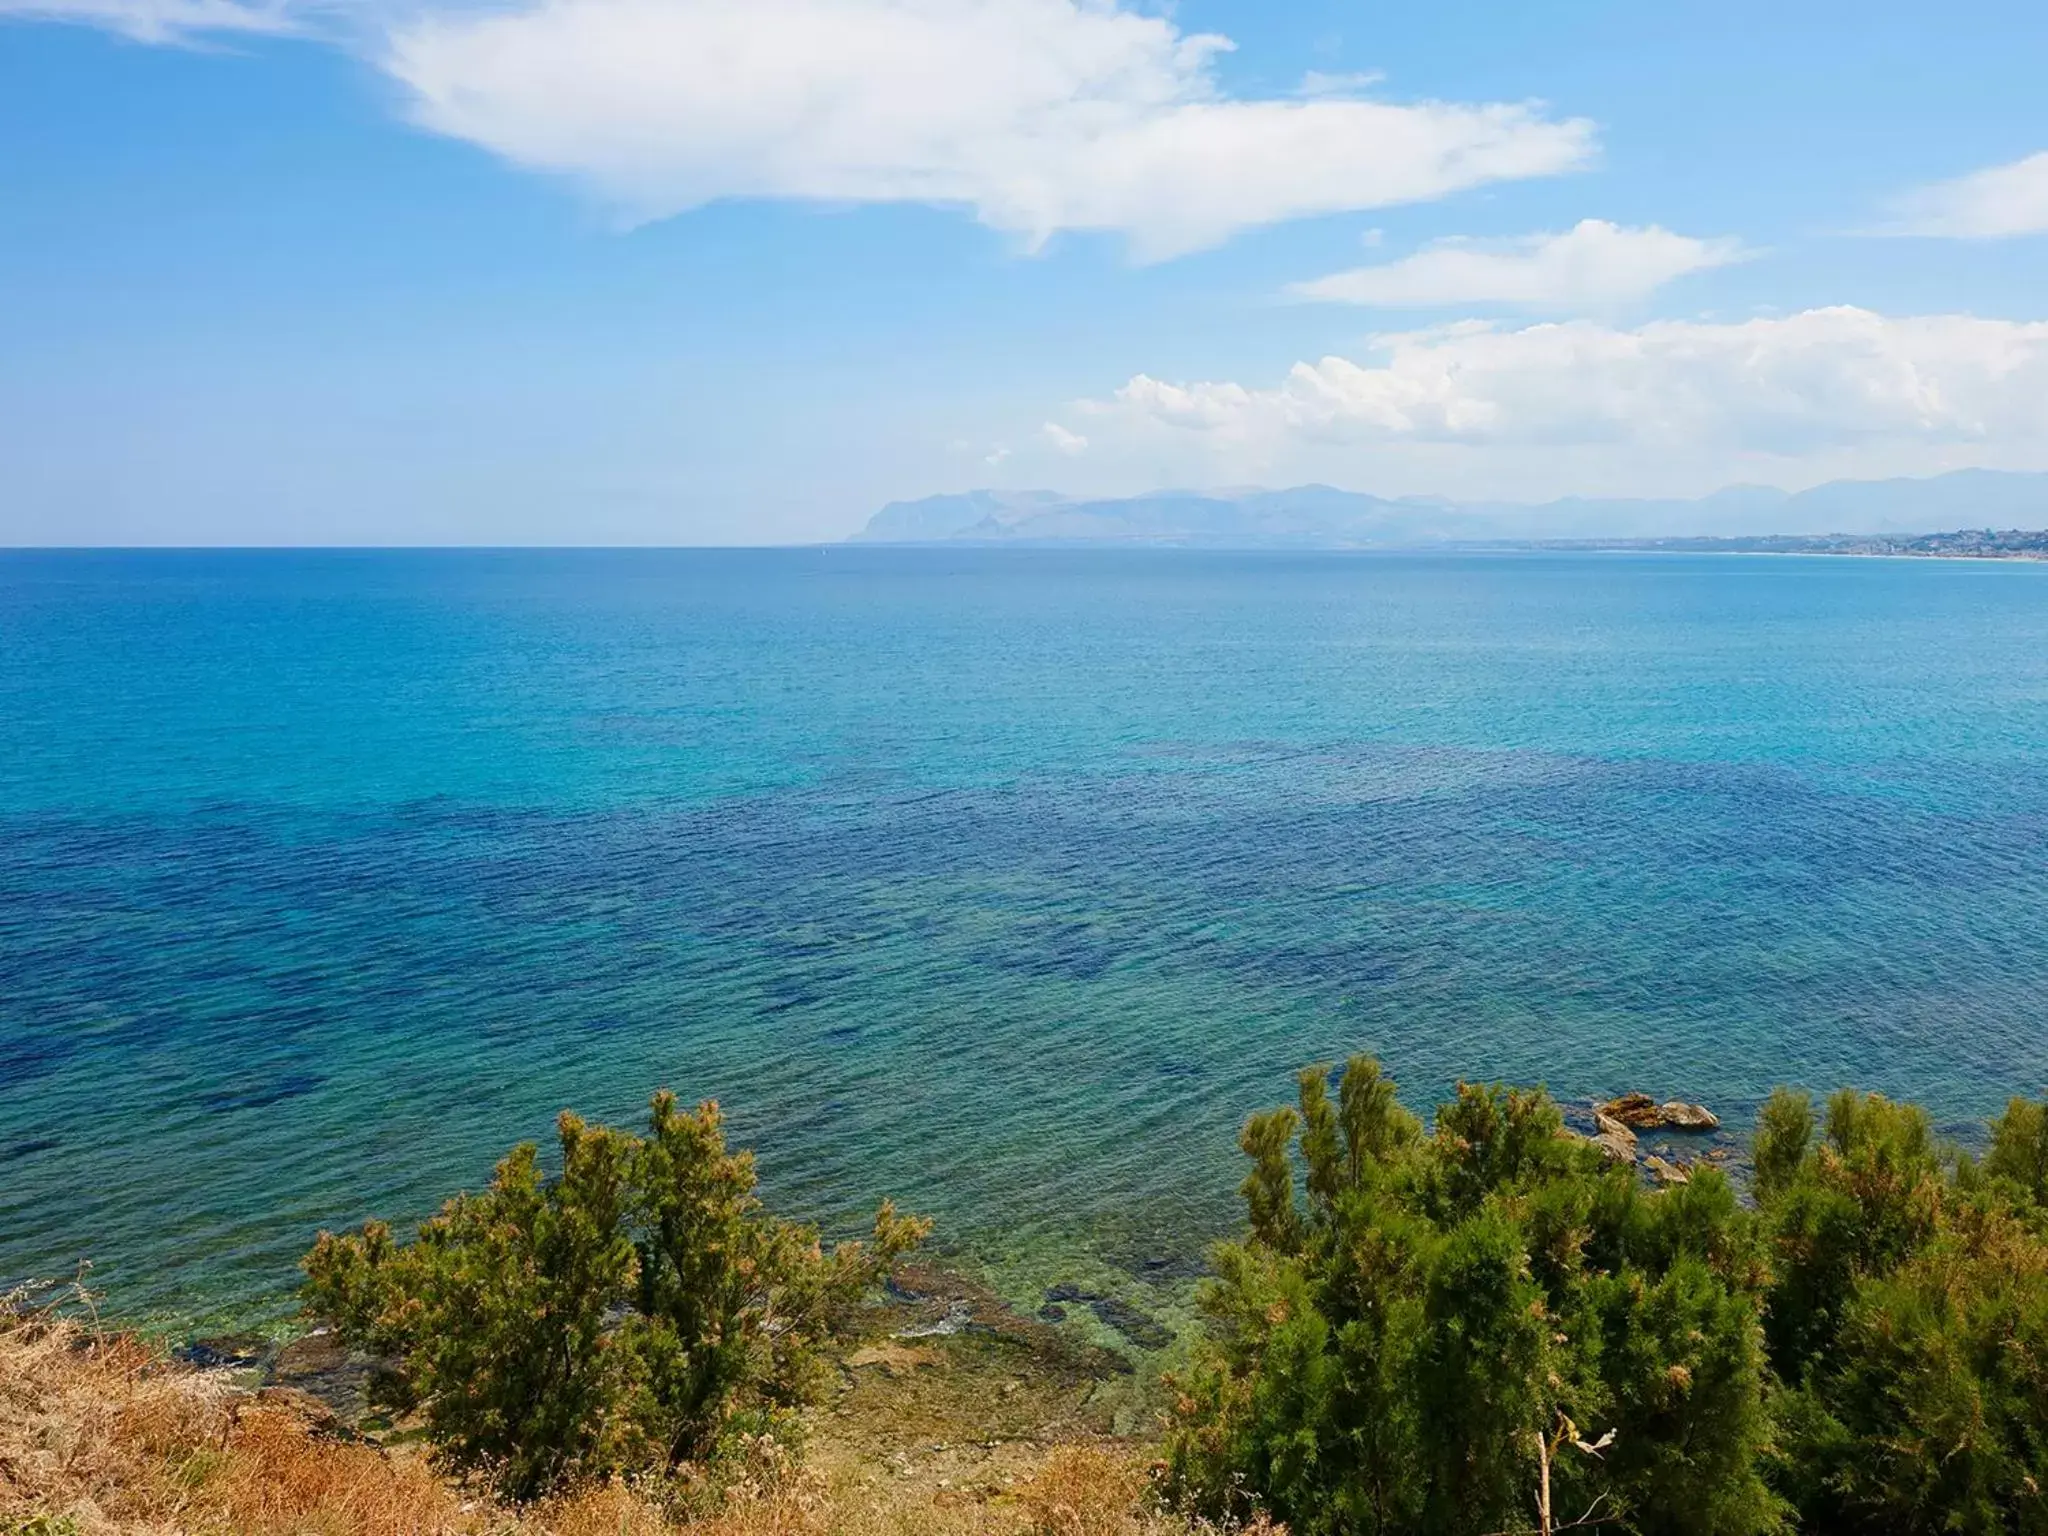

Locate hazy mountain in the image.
[852,470,2048,548]
[853,488,1067,541]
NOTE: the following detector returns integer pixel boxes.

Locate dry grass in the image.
[0,1312,1257,1536]
[174,1403,470,1534]
[1016,1447,1169,1536]
[0,1309,471,1535]
[1,1312,220,1533]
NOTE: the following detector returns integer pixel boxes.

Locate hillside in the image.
[0,1275,1184,1536]
[850,469,2048,549]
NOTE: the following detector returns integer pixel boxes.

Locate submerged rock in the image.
[270,1329,378,1422]
[179,1335,271,1372]
[1127,1253,1210,1285]
[1088,1296,1173,1351]
[883,1263,1133,1381]
[1040,1283,1171,1350]
[896,1300,974,1339]
[845,1342,938,1377]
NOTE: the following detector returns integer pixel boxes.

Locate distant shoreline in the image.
[1483,530,2048,560]
[855,473,2048,551]
[839,537,2048,560]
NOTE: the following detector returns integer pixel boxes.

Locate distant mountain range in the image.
[852,469,2048,549]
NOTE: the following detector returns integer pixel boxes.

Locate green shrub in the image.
[1984,1095,2048,1215]
[1758,1088,2048,1533]
[303,1092,927,1500]
[1164,1059,1782,1536]
[1753,1088,1946,1382]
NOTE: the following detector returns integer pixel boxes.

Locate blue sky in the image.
[3,0,2046,543]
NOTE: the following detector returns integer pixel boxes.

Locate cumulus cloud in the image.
[0,0,297,41]
[1290,219,1747,309]
[380,0,1596,258]
[1042,421,1089,454]
[1886,151,2048,239]
[1074,308,2048,462]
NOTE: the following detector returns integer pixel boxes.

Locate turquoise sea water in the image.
[4,547,2048,1329]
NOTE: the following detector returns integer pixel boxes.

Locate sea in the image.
[4,547,2047,1332]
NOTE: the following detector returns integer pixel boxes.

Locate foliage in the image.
[1985,1094,2048,1214]
[1164,1058,1781,1536]
[1172,1062,2048,1536]
[1757,1088,2048,1533]
[303,1091,928,1501]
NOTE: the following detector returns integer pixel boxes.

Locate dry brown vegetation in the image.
[0,1310,467,1535]
[0,1309,1261,1536]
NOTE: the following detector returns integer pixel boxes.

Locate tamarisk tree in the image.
[1164,1058,1781,1536]
[303,1091,927,1500]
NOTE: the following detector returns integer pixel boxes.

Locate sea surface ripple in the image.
[3,547,2047,1325]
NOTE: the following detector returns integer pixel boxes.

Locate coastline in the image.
[15,1071,2047,1535]
[12,549,2048,1365]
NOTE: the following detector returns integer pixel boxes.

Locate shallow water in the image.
[4,547,2047,1327]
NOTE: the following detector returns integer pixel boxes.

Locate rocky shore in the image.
[177,1256,1182,1447]
[173,1083,1740,1446]
[1560,1090,1740,1187]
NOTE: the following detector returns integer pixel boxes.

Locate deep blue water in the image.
[4,547,2048,1328]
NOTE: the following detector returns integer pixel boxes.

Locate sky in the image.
[3,0,2047,544]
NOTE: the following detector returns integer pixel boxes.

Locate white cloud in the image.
[1886,151,2048,239]
[0,0,296,41]
[1062,307,2048,492]
[1296,70,1386,97]
[1290,219,1747,309]
[2,0,1594,255]
[380,0,1596,259]
[1042,420,1088,455]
